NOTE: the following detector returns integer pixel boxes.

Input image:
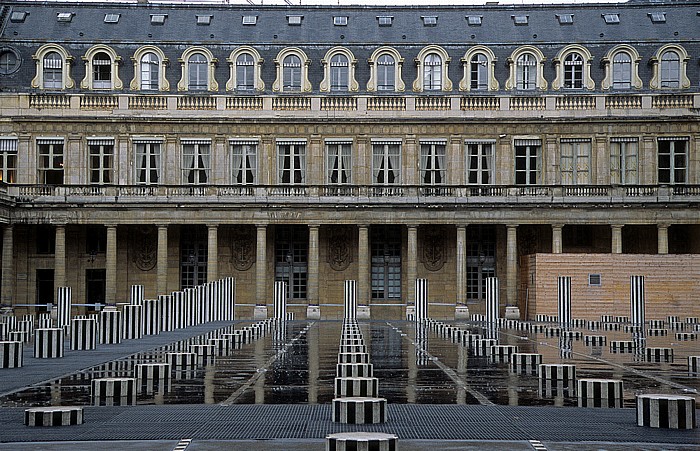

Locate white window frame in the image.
[80,45,123,90]
[130,45,169,91]
[465,140,495,185]
[506,46,547,91]
[226,46,265,92]
[601,45,643,90]
[552,45,594,91]
[413,45,452,92]
[0,138,18,183]
[460,47,498,92]
[420,141,447,185]
[610,138,638,185]
[37,138,65,185]
[31,44,75,90]
[560,139,591,185]
[230,140,258,185]
[326,140,352,185]
[88,138,114,185]
[277,140,307,185]
[367,47,405,93]
[320,47,359,93]
[650,44,690,90]
[181,140,211,185]
[134,139,162,185]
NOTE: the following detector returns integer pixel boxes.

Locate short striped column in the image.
[135,363,171,394]
[636,394,696,429]
[159,295,174,332]
[339,344,367,353]
[142,299,161,336]
[8,330,28,343]
[584,335,606,346]
[539,364,576,381]
[646,347,673,363]
[99,310,122,344]
[37,313,52,328]
[415,278,428,323]
[649,319,665,328]
[610,340,635,353]
[25,407,83,426]
[56,286,72,329]
[688,356,700,375]
[0,322,8,340]
[338,353,370,364]
[171,291,185,330]
[122,304,143,340]
[337,363,374,377]
[578,379,624,408]
[490,345,518,363]
[326,432,398,451]
[273,281,287,321]
[473,338,497,356]
[647,328,668,336]
[334,377,379,398]
[557,276,572,328]
[630,275,645,326]
[676,332,697,341]
[17,319,34,341]
[510,353,542,374]
[70,318,97,351]
[0,341,23,368]
[34,328,64,358]
[92,377,137,406]
[208,338,230,356]
[168,352,197,370]
[485,277,499,325]
[344,280,357,320]
[332,397,387,424]
[130,285,144,305]
[190,344,216,366]
[459,333,482,347]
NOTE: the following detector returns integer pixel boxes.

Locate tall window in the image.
[420,142,446,185]
[274,226,308,300]
[372,141,401,185]
[514,139,541,185]
[37,139,64,184]
[470,53,488,90]
[277,142,306,184]
[43,52,63,89]
[610,138,638,185]
[516,53,536,90]
[283,55,302,91]
[188,53,208,91]
[612,52,632,89]
[235,53,255,91]
[658,137,687,184]
[423,53,442,91]
[180,226,207,289]
[560,139,590,185]
[231,141,257,184]
[371,226,401,300]
[467,226,496,302]
[377,54,395,91]
[135,141,161,185]
[660,51,680,88]
[330,54,349,91]
[88,139,113,184]
[181,141,210,184]
[0,138,17,183]
[92,51,112,89]
[327,142,352,184]
[140,52,159,91]
[466,141,494,184]
[563,52,584,89]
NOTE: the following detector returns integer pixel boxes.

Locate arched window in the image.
[92,51,112,89]
[188,53,208,91]
[140,52,159,91]
[601,45,642,91]
[131,46,169,91]
[226,47,263,92]
[283,55,302,91]
[330,54,349,91]
[660,51,680,88]
[612,52,632,89]
[31,44,75,90]
[236,53,255,91]
[377,54,395,91]
[516,53,536,90]
[460,47,498,92]
[43,52,63,89]
[423,53,442,91]
[650,45,689,90]
[563,52,584,89]
[470,53,488,90]
[320,48,358,93]
[80,45,122,90]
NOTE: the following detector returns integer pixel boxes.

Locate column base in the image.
[505,306,521,320]
[253,305,268,320]
[455,305,470,320]
[356,306,370,320]
[306,305,321,320]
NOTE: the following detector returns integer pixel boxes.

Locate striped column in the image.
[274,281,287,321]
[485,277,499,325]
[0,341,23,368]
[135,363,171,394]
[171,291,185,329]
[636,394,696,429]
[689,356,700,375]
[25,407,83,426]
[168,352,197,371]
[344,280,357,320]
[143,299,161,336]
[130,285,144,305]
[197,284,208,324]
[34,328,64,358]
[630,275,645,326]
[92,378,136,406]
[334,377,379,398]
[99,310,122,344]
[539,364,576,381]
[326,433,398,451]
[17,319,34,341]
[415,278,428,323]
[56,286,71,329]
[578,379,624,408]
[122,304,143,340]
[159,295,173,332]
[37,313,52,329]
[223,277,235,320]
[70,318,97,351]
[557,276,572,328]
[332,397,387,424]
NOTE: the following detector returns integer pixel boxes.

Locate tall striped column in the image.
[171,291,184,330]
[631,275,645,326]
[345,280,357,320]
[122,304,143,340]
[225,277,235,320]
[130,285,144,305]
[415,278,428,323]
[159,295,173,332]
[184,288,195,327]
[558,276,572,328]
[70,318,97,351]
[99,310,122,344]
[274,281,287,321]
[196,285,207,325]
[56,286,71,329]
[486,277,499,325]
[143,299,161,336]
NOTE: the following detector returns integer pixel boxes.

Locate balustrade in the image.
[272,97,311,110]
[29,95,69,109]
[321,97,357,111]
[80,95,118,110]
[460,96,499,111]
[177,96,216,110]
[605,95,642,109]
[128,96,167,110]
[227,96,263,110]
[415,96,450,111]
[510,96,545,110]
[367,96,406,111]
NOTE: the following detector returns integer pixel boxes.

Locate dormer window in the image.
[557,14,573,25]
[648,12,666,23]
[466,15,482,26]
[104,14,120,24]
[287,15,303,26]
[10,11,28,23]
[57,12,74,23]
[422,16,437,27]
[377,16,393,27]
[150,14,167,25]
[334,16,348,26]
[602,14,620,24]
[196,15,212,25]
[512,15,528,25]
[242,15,257,25]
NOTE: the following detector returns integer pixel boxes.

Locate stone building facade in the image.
[0,1,698,319]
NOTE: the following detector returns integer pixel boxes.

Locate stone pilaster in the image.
[307,224,320,305]
[157,225,168,294]
[611,225,624,254]
[105,225,117,303]
[657,224,669,255]
[256,224,267,305]
[456,225,467,304]
[357,225,369,305]
[506,225,518,307]
[552,224,563,254]
[407,225,418,306]
[207,224,218,282]
[1,226,14,305]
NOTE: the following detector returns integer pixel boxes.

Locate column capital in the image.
[104,223,118,229]
[255,223,268,229]
[357,224,370,229]
[406,224,419,230]
[611,224,625,229]
[206,223,219,230]
[506,224,519,230]
[155,224,169,229]
[657,223,670,229]
[551,224,564,230]
[308,224,321,230]
[456,224,468,230]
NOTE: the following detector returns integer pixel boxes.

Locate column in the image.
[456,225,467,304]
[357,225,369,305]
[611,225,623,254]
[407,226,418,307]
[506,225,518,307]
[307,225,319,305]
[255,225,267,305]
[157,225,168,295]
[105,225,117,304]
[552,224,563,254]
[657,224,669,255]
[54,225,66,292]
[207,224,218,282]
[1,226,14,305]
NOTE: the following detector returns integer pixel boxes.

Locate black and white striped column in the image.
[25,407,83,426]
[636,394,696,429]
[415,278,428,323]
[130,285,144,305]
[159,295,173,332]
[557,276,572,328]
[134,363,171,394]
[578,378,624,408]
[334,377,379,398]
[168,352,197,371]
[689,356,700,375]
[99,310,122,344]
[37,313,52,329]
[344,280,357,320]
[0,341,23,368]
[332,397,388,424]
[510,353,542,374]
[630,275,645,326]
[122,304,143,340]
[92,377,136,406]
[171,291,185,330]
[56,286,72,329]
[274,281,287,321]
[70,318,97,351]
[326,432,398,451]
[539,364,576,381]
[34,328,64,358]
[485,277,499,325]
[143,299,161,336]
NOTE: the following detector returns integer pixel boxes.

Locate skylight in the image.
[287,15,303,25]
[10,11,28,23]
[150,14,167,25]
[422,16,438,27]
[512,15,529,25]
[334,16,348,26]
[377,16,393,27]
[57,12,74,23]
[196,15,212,25]
[648,12,666,23]
[602,13,620,24]
[104,14,120,24]
[466,15,482,26]
[242,15,257,25]
[557,14,574,25]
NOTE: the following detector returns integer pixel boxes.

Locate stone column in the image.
[207,224,218,282]
[407,225,418,306]
[105,225,117,304]
[1,225,14,305]
[506,225,518,307]
[54,225,66,292]
[552,224,563,254]
[611,225,623,254]
[157,225,168,295]
[657,224,669,255]
[358,225,370,305]
[456,225,467,304]
[256,225,267,305]
[307,225,320,305]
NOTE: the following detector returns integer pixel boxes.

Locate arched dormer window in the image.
[31,44,74,90]
[367,47,405,93]
[413,45,451,92]
[80,45,123,90]
[506,46,547,91]
[226,46,264,92]
[130,46,169,91]
[177,47,218,92]
[460,46,499,91]
[320,47,359,92]
[601,45,642,90]
[650,45,690,90]
[272,48,311,93]
[552,45,594,91]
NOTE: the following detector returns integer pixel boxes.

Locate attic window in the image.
[512,15,529,25]
[57,12,74,23]
[648,12,666,23]
[196,15,212,25]
[466,15,482,26]
[242,15,257,25]
[557,14,573,24]
[334,16,348,26]
[602,13,620,24]
[422,16,438,27]
[377,16,393,27]
[287,15,303,25]
[104,14,120,24]
[10,11,28,23]
[150,14,167,25]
